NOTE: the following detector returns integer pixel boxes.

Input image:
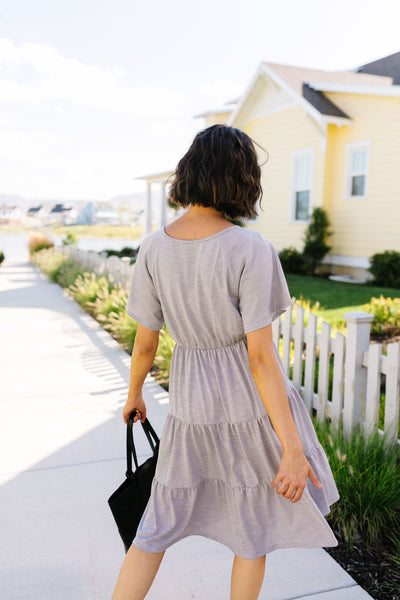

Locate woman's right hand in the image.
[271,449,323,503]
[122,391,147,424]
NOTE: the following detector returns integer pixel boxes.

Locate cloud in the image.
[0,38,201,198]
[0,38,188,117]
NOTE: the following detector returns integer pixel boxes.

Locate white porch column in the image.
[160,181,167,227]
[144,181,152,236]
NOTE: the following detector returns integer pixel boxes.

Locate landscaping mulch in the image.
[371,332,400,348]
[325,530,400,600]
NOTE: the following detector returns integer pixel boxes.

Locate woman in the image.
[111,124,339,600]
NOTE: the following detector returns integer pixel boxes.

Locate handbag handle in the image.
[126,411,160,477]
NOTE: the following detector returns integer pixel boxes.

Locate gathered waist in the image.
[174,336,247,351]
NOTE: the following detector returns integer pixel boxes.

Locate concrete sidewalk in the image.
[0,257,373,600]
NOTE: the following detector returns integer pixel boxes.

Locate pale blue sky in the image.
[1,0,399,200]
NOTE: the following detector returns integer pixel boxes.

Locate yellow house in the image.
[197,52,400,281]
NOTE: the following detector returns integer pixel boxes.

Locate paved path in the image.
[0,254,373,599]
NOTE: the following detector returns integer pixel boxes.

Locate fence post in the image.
[343,311,374,437]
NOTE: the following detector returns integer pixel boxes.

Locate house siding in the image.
[326,93,400,258]
[244,104,325,250]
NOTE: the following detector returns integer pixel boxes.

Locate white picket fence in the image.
[60,245,135,288]
[273,305,400,442]
[60,246,400,442]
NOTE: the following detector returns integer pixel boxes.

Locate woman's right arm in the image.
[246,325,323,503]
[122,323,159,425]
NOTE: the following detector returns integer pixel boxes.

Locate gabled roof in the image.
[355,51,400,85]
[265,61,392,95]
[227,56,399,129]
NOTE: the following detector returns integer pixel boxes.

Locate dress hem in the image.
[132,530,339,560]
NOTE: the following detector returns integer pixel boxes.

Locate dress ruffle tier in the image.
[133,411,339,559]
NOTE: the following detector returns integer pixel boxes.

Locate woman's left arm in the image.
[122,323,160,424]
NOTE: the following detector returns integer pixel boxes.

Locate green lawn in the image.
[286,274,400,330]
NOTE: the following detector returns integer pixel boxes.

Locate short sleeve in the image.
[126,242,164,331]
[238,236,292,334]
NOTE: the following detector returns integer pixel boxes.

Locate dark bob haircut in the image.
[169,124,266,220]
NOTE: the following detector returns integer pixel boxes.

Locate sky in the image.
[1,0,400,202]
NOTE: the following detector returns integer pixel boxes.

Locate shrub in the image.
[31,248,68,278]
[28,232,54,255]
[88,285,129,320]
[279,247,306,274]
[101,310,138,354]
[31,248,83,288]
[56,261,84,288]
[101,246,139,263]
[302,207,331,275]
[278,208,332,276]
[361,295,400,335]
[68,273,111,312]
[313,418,400,548]
[369,250,400,289]
[62,232,78,246]
[0,250,4,265]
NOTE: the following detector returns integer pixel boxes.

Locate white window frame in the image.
[290,148,314,224]
[344,141,371,200]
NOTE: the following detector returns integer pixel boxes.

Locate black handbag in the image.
[108,411,160,553]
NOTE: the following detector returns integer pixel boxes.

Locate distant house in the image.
[75,202,97,225]
[196,51,400,280]
[92,202,120,225]
[0,205,23,225]
[27,205,42,217]
[48,203,73,225]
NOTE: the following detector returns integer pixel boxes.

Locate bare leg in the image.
[230,554,266,600]
[111,544,165,600]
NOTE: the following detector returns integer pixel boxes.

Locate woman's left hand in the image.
[271,449,322,503]
[122,391,147,424]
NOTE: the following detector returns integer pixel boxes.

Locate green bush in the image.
[313,418,400,548]
[279,208,331,276]
[361,295,400,335]
[101,246,139,264]
[0,250,4,265]
[302,207,331,275]
[279,247,306,274]
[369,250,400,289]
[62,232,78,246]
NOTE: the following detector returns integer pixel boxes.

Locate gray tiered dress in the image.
[126,224,339,559]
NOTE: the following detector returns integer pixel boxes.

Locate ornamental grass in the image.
[313,417,400,549]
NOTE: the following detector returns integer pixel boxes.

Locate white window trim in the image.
[344,141,371,200]
[289,148,315,224]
